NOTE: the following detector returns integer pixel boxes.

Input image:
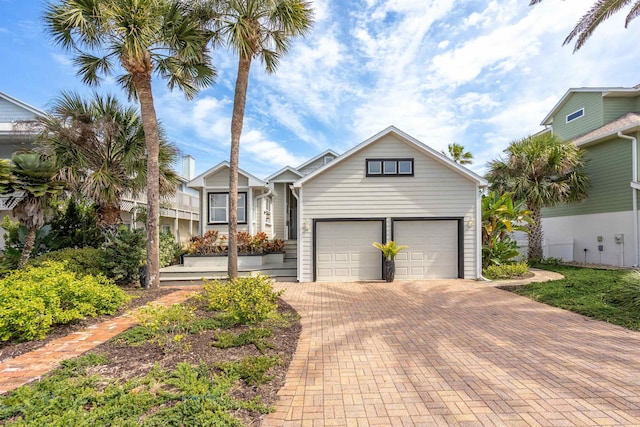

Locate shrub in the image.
[27,247,107,278]
[186,230,220,255]
[212,327,276,353]
[484,261,529,280]
[202,275,283,325]
[215,355,282,386]
[0,261,129,342]
[48,198,104,250]
[159,231,182,267]
[186,231,284,255]
[102,227,146,286]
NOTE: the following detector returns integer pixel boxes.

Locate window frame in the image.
[264,197,272,225]
[207,191,247,224]
[366,158,414,177]
[566,108,584,123]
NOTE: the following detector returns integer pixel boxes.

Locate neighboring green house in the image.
[540,85,640,267]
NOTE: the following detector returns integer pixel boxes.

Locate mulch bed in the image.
[87,298,300,426]
[0,287,178,362]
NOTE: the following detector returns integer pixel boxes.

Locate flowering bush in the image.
[186,231,284,256]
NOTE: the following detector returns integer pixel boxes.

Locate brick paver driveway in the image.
[263,279,640,426]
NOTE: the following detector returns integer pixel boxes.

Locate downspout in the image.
[255,186,273,237]
[290,185,301,282]
[618,131,639,267]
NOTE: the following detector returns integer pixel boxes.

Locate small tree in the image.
[487,133,589,261]
[481,191,532,269]
[0,152,65,266]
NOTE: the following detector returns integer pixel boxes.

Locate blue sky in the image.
[1,0,640,179]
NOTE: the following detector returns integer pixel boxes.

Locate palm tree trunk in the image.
[228,56,252,279]
[528,205,544,261]
[132,73,161,289]
[18,227,36,267]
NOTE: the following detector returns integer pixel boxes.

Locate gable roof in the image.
[0,92,46,119]
[187,161,265,189]
[0,92,46,135]
[293,126,488,188]
[541,86,640,126]
[264,166,304,182]
[296,149,339,171]
[570,112,640,147]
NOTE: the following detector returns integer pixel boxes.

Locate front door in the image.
[287,188,297,240]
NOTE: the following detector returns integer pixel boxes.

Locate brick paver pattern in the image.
[0,288,195,394]
[264,279,640,426]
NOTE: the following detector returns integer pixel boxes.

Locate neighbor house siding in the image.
[543,138,632,218]
[603,96,638,123]
[298,134,478,282]
[0,98,38,121]
[553,93,603,141]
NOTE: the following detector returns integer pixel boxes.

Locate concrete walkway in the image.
[264,274,640,426]
[0,288,196,394]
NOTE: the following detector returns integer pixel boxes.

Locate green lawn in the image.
[507,265,640,330]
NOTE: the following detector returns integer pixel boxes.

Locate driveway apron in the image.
[263,280,640,426]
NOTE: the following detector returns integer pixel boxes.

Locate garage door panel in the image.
[316,221,382,282]
[394,220,459,279]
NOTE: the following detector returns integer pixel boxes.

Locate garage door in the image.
[316,220,383,282]
[394,220,459,279]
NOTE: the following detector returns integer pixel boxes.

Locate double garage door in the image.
[315,219,460,282]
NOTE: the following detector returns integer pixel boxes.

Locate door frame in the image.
[312,218,387,282]
[391,217,464,279]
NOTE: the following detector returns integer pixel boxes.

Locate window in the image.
[566,108,584,123]
[162,225,171,234]
[366,159,414,177]
[367,160,382,175]
[264,198,272,225]
[323,155,334,165]
[208,192,247,224]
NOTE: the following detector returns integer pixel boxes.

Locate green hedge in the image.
[0,261,130,342]
[484,261,529,280]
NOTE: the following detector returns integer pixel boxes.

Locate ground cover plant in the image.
[0,276,301,426]
[0,261,130,342]
[504,264,640,330]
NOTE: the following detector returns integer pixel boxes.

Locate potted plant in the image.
[373,241,408,282]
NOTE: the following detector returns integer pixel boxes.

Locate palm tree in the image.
[530,0,640,51]
[486,132,589,261]
[196,0,313,278]
[2,152,65,266]
[37,92,179,231]
[45,0,215,288]
[443,143,473,165]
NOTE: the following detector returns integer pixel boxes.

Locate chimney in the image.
[182,155,195,180]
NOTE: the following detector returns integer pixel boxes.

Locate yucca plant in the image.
[373,241,408,261]
[373,241,408,283]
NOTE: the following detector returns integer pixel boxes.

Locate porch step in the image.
[159,261,297,284]
[283,240,297,262]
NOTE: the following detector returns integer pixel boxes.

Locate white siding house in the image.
[293,126,487,282]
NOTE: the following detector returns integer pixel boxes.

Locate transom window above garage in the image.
[366,158,414,177]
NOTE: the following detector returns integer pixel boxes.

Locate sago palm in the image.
[530,0,640,51]
[4,152,65,266]
[37,92,179,230]
[195,0,313,278]
[45,0,215,288]
[486,132,589,261]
